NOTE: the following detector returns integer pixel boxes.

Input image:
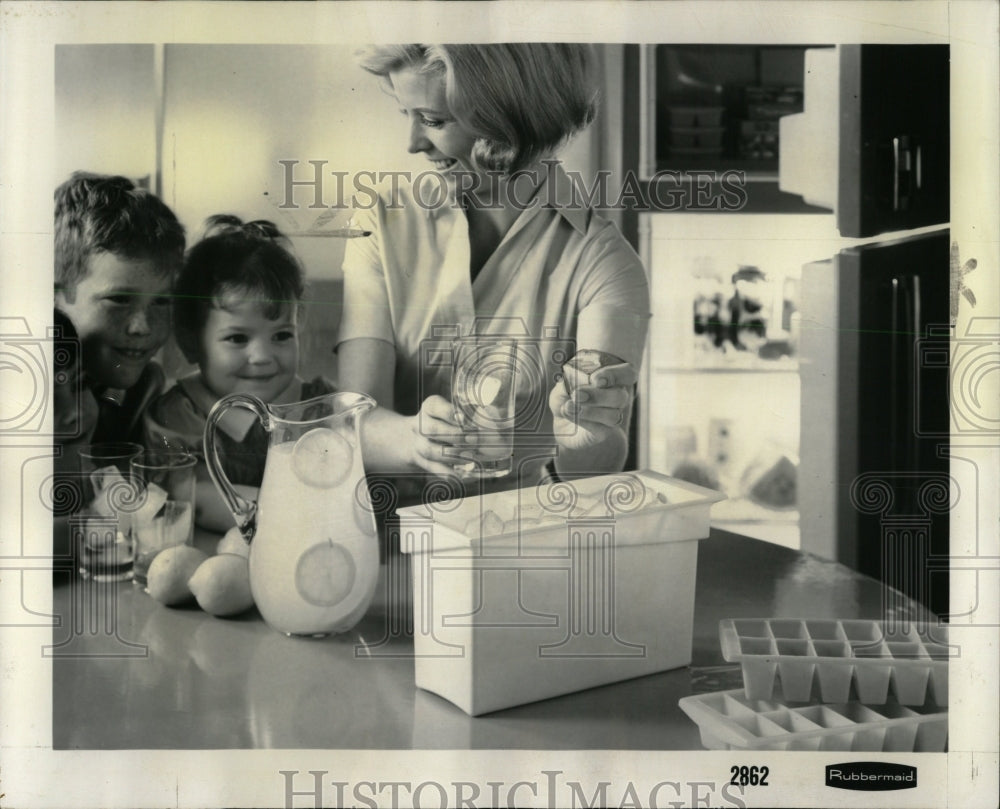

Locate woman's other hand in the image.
[549,362,636,452]
[409,394,471,476]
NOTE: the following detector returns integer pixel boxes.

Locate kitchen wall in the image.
[56,43,605,382]
[55,45,157,184]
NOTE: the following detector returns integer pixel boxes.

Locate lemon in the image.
[295,541,355,607]
[216,525,250,558]
[188,554,255,617]
[146,545,209,606]
[291,427,353,489]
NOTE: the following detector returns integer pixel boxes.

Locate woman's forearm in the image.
[337,337,415,473]
[357,406,422,474]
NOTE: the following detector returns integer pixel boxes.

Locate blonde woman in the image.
[337,44,650,501]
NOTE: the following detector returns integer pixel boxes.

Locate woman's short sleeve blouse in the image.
[338,161,651,490]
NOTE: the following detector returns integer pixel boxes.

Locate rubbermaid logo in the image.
[825,762,917,791]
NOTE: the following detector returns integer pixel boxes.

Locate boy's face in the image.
[55,252,173,391]
[199,298,299,402]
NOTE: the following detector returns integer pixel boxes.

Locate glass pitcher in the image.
[204,391,377,637]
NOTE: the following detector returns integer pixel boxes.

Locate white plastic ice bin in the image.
[396,471,725,715]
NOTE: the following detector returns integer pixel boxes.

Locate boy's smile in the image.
[55,252,173,391]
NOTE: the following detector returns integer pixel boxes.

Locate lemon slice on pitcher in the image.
[291,427,353,489]
[295,541,356,607]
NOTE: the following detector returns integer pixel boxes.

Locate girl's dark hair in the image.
[173,215,305,363]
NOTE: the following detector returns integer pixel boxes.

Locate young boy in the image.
[54,172,186,445]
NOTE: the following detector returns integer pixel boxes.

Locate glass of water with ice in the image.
[450,336,518,478]
[74,442,143,581]
[129,450,197,587]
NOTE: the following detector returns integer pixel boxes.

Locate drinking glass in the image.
[130,450,197,586]
[450,337,518,478]
[73,442,143,581]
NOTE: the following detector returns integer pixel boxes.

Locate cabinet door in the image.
[837,45,949,237]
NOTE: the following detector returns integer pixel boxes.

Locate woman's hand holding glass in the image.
[410,392,516,478]
[409,394,475,476]
[550,361,636,452]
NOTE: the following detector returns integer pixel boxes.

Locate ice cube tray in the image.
[720,619,950,705]
[679,689,947,752]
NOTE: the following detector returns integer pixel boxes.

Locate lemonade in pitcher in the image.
[252,425,378,635]
[205,391,378,637]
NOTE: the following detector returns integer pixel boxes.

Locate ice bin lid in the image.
[396,470,725,554]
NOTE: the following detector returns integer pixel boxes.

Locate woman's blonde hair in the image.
[357,43,599,175]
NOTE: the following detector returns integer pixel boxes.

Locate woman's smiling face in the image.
[389,67,478,172]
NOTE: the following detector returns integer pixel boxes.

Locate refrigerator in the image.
[798,229,951,618]
[785,43,951,617]
[641,212,844,551]
[635,42,951,614]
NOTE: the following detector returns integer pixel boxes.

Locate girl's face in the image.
[199,298,299,402]
[389,67,478,172]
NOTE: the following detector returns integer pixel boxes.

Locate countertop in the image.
[51,528,929,750]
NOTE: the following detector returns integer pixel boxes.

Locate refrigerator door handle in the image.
[890,273,921,480]
[892,135,925,212]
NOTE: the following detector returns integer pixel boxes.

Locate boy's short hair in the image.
[54,172,186,300]
[173,215,305,363]
[357,44,599,176]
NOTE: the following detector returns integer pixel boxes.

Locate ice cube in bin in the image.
[679,689,947,752]
[462,509,506,538]
[719,618,950,706]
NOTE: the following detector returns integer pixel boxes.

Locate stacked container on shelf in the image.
[667,105,725,158]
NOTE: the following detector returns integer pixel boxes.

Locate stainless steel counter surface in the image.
[51,529,928,750]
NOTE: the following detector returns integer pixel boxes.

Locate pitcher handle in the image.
[204,393,270,542]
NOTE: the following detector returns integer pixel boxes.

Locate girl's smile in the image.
[199,298,299,402]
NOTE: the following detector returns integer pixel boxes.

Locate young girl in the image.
[146,215,334,531]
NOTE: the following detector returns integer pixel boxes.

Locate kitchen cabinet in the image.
[838,45,950,236]
[647,44,811,178]
[780,44,950,237]
[620,43,828,244]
